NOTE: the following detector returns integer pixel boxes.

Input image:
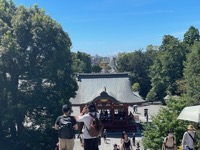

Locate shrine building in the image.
[70,72,145,131]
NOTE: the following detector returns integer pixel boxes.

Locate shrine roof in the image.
[70,73,145,105]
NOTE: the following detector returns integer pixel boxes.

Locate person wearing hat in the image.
[77,102,100,150]
[182,124,196,150]
[162,130,176,150]
[54,104,78,150]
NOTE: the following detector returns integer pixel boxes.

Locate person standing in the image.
[162,130,176,150]
[133,105,136,113]
[77,105,89,147]
[120,131,133,150]
[77,102,100,150]
[54,104,78,150]
[132,133,136,146]
[182,125,196,150]
[136,141,140,150]
[103,129,107,143]
[146,113,149,122]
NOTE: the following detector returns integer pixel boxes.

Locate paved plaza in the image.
[71,103,164,150]
[73,136,144,150]
[132,103,164,123]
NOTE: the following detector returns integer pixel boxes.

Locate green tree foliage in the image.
[143,97,187,149]
[184,41,200,105]
[0,1,77,149]
[148,35,187,102]
[144,27,200,150]
[91,65,102,73]
[183,26,200,47]
[116,52,131,72]
[116,47,157,98]
[146,88,157,102]
[175,79,186,95]
[148,54,168,102]
[71,51,92,73]
[142,45,158,97]
[132,82,140,92]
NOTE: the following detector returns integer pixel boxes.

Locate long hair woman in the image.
[120,131,133,150]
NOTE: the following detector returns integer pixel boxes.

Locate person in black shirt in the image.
[54,104,78,150]
[120,131,133,150]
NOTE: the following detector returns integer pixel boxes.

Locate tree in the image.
[116,48,157,98]
[183,26,200,47]
[148,53,168,102]
[184,41,200,105]
[91,65,102,73]
[174,79,186,96]
[142,45,158,97]
[143,97,187,149]
[0,1,77,149]
[132,82,140,92]
[116,52,131,72]
[71,51,92,73]
[146,88,157,102]
[148,35,187,102]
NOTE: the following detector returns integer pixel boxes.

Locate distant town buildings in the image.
[91,55,117,73]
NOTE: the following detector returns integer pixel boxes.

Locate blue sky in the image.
[14,0,200,56]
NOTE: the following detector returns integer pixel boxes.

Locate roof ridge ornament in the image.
[104,86,106,92]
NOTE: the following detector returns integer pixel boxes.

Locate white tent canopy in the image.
[177,105,200,123]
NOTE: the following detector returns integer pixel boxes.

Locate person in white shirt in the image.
[182,124,196,150]
[77,102,100,150]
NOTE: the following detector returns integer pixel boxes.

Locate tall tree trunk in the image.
[16,121,24,135]
[10,122,16,139]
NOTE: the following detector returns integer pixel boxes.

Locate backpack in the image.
[164,136,175,149]
[166,136,175,143]
[86,113,103,137]
[58,116,74,139]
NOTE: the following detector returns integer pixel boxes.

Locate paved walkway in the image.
[129,104,164,123]
[71,103,164,150]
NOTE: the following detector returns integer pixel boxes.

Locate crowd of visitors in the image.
[54,103,198,150]
[161,125,197,150]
